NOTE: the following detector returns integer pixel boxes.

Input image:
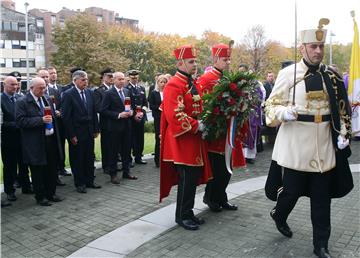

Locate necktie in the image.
[38,98,44,114]
[80,90,87,106]
[119,90,125,103]
[10,96,15,103]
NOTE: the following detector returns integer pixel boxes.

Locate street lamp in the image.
[329,30,336,65]
[25,2,29,89]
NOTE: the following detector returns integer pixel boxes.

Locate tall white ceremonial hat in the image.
[299,18,330,43]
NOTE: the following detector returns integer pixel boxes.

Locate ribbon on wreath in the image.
[225,116,237,174]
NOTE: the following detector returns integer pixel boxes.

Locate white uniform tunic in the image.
[265,60,335,173]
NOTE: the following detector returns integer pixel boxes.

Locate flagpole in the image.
[292,0,297,106]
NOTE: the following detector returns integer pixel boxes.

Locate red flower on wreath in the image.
[229,83,237,91]
[235,90,244,97]
[213,106,220,115]
[228,98,236,106]
[217,94,223,101]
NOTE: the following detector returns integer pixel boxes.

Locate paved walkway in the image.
[1,142,359,258]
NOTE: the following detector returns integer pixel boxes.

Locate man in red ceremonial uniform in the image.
[160,45,212,230]
[197,43,246,212]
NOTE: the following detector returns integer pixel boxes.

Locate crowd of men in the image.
[0,18,355,258]
[1,66,153,207]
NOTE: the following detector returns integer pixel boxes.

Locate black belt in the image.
[297,114,331,123]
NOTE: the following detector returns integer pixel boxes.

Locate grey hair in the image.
[72,70,88,81]
[29,77,45,88]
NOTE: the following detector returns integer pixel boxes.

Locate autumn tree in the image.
[243,25,268,73]
[51,14,130,86]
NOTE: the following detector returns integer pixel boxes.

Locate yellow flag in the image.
[348,14,360,104]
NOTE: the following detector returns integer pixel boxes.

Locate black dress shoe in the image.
[190,215,205,225]
[22,188,34,194]
[56,178,66,186]
[48,195,64,202]
[76,186,87,193]
[176,219,199,230]
[86,183,102,189]
[123,174,138,180]
[37,199,52,206]
[314,247,331,258]
[270,210,293,238]
[1,199,12,207]
[246,158,255,164]
[203,198,222,212]
[135,159,147,164]
[221,202,238,210]
[7,193,17,201]
[14,181,21,188]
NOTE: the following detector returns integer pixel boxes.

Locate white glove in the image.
[282,106,297,122]
[198,120,205,132]
[337,135,349,150]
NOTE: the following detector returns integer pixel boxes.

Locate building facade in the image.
[29,6,138,66]
[1,0,45,79]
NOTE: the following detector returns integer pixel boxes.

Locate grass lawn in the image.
[64,132,155,167]
[0,132,155,183]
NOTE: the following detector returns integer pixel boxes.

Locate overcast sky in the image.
[13,0,359,47]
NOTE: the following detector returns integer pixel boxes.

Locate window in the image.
[3,21,11,30]
[4,40,12,49]
[12,40,20,49]
[20,41,26,49]
[28,42,34,50]
[18,23,25,32]
[51,15,56,25]
[0,58,5,67]
[59,19,65,27]
[5,59,12,68]
[96,15,103,22]
[35,33,44,40]
[0,40,4,48]
[36,19,44,27]
[13,59,20,67]
[20,59,27,67]
[29,59,35,67]
[11,22,18,31]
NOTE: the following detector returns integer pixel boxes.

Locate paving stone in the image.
[1,142,359,257]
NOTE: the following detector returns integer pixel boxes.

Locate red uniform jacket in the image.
[197,68,246,168]
[159,71,212,202]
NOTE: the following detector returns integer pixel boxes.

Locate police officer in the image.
[94,68,114,174]
[265,19,352,258]
[126,69,148,165]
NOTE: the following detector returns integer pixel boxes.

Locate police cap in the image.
[8,71,22,81]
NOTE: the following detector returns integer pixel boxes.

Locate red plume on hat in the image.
[174,45,196,60]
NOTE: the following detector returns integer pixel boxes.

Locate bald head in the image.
[30,77,46,97]
[3,76,18,95]
[37,69,50,86]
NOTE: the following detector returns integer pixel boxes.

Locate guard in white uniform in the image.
[264,19,353,258]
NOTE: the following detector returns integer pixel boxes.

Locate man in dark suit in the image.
[60,67,86,95]
[15,77,64,206]
[126,69,148,165]
[6,71,32,190]
[1,76,24,203]
[48,66,72,176]
[61,70,101,193]
[100,72,137,183]
[38,69,66,187]
[94,68,114,174]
